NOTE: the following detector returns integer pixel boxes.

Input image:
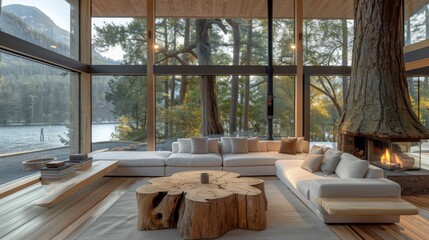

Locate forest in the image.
[2,3,429,145]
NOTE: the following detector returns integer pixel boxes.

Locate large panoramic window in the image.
[0,0,79,60]
[91,76,148,151]
[404,0,429,45]
[273,76,295,138]
[0,51,77,185]
[91,18,146,65]
[309,75,348,148]
[303,19,353,66]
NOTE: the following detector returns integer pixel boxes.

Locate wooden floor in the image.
[1,177,429,240]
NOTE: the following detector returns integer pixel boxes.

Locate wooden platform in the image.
[35,160,119,207]
[318,197,418,216]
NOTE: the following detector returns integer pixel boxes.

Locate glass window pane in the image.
[273,76,295,137]
[91,76,148,151]
[92,18,146,65]
[0,51,77,184]
[155,75,270,150]
[0,0,79,60]
[309,76,347,148]
[404,0,429,45]
[303,19,353,66]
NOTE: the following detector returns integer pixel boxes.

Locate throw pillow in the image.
[286,137,304,153]
[221,137,232,154]
[320,149,343,174]
[191,137,208,154]
[278,138,297,154]
[178,138,191,153]
[335,153,369,178]
[308,145,324,154]
[207,138,220,153]
[231,137,248,154]
[301,153,324,172]
[247,137,260,152]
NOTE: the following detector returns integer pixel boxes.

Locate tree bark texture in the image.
[196,19,224,136]
[339,0,429,139]
[136,171,267,239]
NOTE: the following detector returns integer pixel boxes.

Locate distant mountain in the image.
[0,4,119,64]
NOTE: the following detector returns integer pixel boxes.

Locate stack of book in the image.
[40,161,76,180]
[68,154,93,171]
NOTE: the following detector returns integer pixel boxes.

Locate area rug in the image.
[75,177,338,240]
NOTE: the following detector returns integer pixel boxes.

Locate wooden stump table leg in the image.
[136,188,182,230]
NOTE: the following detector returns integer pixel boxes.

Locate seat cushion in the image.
[166,153,223,167]
[276,160,338,199]
[92,151,171,167]
[222,153,278,166]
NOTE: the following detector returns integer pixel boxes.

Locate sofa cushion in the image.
[301,154,324,172]
[178,138,191,153]
[92,151,171,167]
[335,153,369,178]
[166,153,223,167]
[266,141,281,151]
[247,137,260,152]
[222,152,279,166]
[286,137,304,153]
[309,145,324,154]
[207,138,220,153]
[276,160,338,199]
[231,137,248,154]
[191,137,208,154]
[279,138,297,154]
[320,149,343,174]
[259,141,268,152]
[221,137,232,153]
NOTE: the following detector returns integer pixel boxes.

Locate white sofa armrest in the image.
[309,178,401,207]
[365,164,384,178]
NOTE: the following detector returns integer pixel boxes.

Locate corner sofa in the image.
[92,137,403,223]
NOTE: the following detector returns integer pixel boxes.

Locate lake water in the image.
[0,123,116,154]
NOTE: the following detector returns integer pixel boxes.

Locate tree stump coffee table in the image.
[136,170,267,239]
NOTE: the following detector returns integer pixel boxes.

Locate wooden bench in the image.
[317,197,418,216]
[35,160,119,207]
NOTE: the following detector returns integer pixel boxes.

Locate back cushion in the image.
[259,141,267,152]
[172,142,179,153]
[207,138,220,153]
[178,138,191,153]
[266,141,281,151]
[191,137,208,154]
[247,137,260,152]
[231,137,248,154]
[221,137,232,153]
[335,153,369,178]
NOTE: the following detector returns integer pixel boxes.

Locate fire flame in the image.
[380,149,403,168]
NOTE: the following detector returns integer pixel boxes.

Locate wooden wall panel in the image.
[92,0,353,19]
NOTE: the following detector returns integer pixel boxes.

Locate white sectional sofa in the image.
[276,152,402,223]
[92,137,405,224]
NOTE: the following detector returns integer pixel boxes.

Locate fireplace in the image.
[353,137,421,171]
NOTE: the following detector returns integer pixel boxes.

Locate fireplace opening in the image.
[362,138,421,171]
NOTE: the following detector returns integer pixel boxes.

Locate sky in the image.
[3,0,72,31]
